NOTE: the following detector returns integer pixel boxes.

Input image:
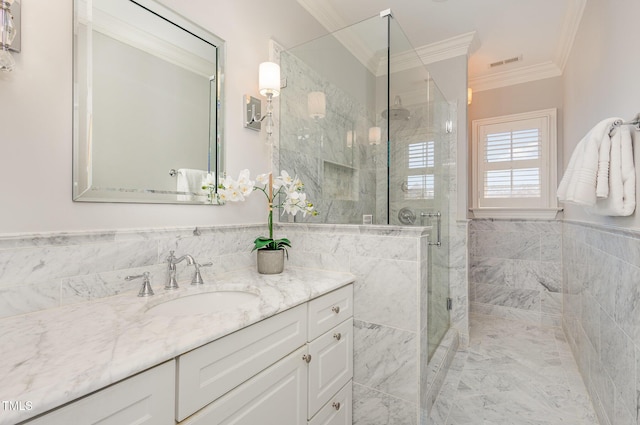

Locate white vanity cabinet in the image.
[178,346,309,424]
[307,317,353,418]
[21,284,353,425]
[306,285,354,421]
[176,304,308,421]
[308,381,352,425]
[24,360,175,425]
[179,284,354,425]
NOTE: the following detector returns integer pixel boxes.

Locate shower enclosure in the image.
[278,10,455,423]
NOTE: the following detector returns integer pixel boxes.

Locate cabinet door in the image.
[25,361,175,425]
[308,381,352,425]
[180,346,308,425]
[308,318,353,418]
[177,303,307,421]
[308,285,353,341]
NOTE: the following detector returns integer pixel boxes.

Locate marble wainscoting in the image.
[279,223,440,425]
[0,225,265,319]
[449,220,469,346]
[469,219,562,327]
[563,221,640,425]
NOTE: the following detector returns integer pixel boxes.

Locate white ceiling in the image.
[296,0,586,92]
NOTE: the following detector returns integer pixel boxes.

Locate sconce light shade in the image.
[467,87,473,105]
[368,126,381,145]
[259,62,280,97]
[346,130,356,148]
[308,91,326,119]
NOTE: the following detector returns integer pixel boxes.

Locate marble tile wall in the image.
[563,221,640,425]
[2,221,448,425]
[279,50,378,225]
[279,223,430,425]
[0,225,264,319]
[469,219,562,327]
[449,220,469,346]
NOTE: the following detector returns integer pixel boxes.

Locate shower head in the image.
[382,95,410,121]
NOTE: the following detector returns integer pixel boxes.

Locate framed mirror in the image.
[73,0,225,204]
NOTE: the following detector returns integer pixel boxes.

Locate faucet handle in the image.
[125,272,154,297]
[192,262,213,285]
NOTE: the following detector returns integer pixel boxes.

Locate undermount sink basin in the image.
[146,291,260,316]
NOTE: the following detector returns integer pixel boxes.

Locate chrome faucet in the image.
[192,262,213,285]
[125,272,154,297]
[166,251,196,290]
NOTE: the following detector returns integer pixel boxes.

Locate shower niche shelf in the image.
[323,160,359,201]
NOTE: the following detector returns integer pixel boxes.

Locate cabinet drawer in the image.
[308,285,353,341]
[176,304,307,421]
[308,318,353,418]
[308,381,352,425]
[25,361,175,425]
[179,346,308,425]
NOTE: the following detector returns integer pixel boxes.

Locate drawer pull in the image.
[332,402,341,411]
[333,332,342,341]
[302,354,312,363]
[331,306,340,314]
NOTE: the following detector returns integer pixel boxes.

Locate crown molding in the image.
[296,0,346,33]
[296,0,385,74]
[377,31,476,75]
[469,61,562,92]
[297,0,475,76]
[554,0,587,71]
[467,0,585,92]
[417,31,478,64]
[297,0,584,91]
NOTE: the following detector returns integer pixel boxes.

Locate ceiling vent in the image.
[489,55,522,68]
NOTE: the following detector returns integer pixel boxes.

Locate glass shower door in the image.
[386,18,451,361]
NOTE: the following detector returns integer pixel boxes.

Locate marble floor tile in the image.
[429,314,598,425]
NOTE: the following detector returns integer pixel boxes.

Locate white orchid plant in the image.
[202,170,318,254]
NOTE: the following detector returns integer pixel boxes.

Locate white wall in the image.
[0,0,325,234]
[562,0,640,229]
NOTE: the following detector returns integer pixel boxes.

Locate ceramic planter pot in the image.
[256,249,285,274]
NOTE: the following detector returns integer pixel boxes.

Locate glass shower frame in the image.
[278,11,453,421]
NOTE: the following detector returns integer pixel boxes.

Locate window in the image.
[471,109,558,218]
[406,141,435,200]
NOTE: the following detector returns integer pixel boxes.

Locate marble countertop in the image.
[0,267,355,424]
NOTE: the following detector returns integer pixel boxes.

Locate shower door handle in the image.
[421,212,441,247]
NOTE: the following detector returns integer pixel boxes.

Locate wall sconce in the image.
[368,126,381,145]
[245,62,281,142]
[467,87,473,105]
[0,0,20,72]
[259,61,280,142]
[308,91,326,120]
[346,130,356,148]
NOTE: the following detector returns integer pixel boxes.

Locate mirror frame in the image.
[72,0,225,204]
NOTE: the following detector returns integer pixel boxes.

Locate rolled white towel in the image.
[557,118,621,206]
[590,125,636,216]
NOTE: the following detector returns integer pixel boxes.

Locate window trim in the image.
[471,108,559,219]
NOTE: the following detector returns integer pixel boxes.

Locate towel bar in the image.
[169,169,179,177]
[608,117,640,136]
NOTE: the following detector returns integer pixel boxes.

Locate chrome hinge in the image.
[446,297,453,311]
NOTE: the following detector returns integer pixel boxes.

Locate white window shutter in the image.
[472,109,557,214]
